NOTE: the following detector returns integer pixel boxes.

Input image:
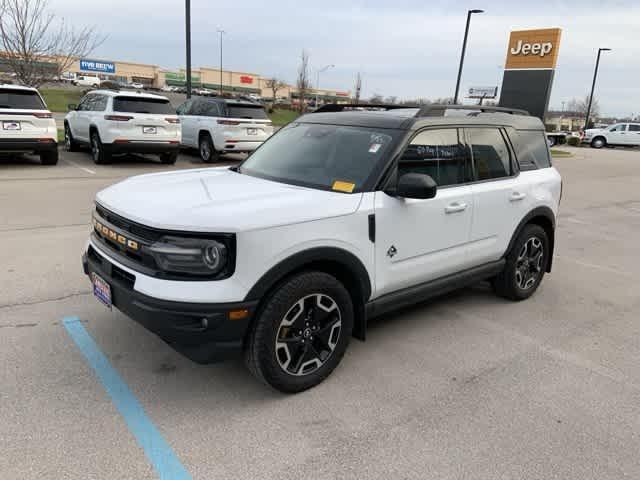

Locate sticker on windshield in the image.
[369,143,382,154]
[332,180,355,193]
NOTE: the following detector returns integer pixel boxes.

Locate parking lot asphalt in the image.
[2,146,640,479]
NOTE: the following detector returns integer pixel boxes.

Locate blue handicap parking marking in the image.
[63,316,192,480]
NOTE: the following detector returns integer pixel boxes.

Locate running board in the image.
[365,260,505,320]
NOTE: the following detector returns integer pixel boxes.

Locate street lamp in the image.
[453,9,484,104]
[584,47,611,131]
[217,29,226,96]
[185,0,192,98]
[315,64,334,107]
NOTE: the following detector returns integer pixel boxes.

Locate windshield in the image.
[113,97,174,114]
[240,123,400,192]
[0,89,45,109]
[227,105,268,119]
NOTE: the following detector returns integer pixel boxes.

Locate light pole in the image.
[315,64,334,106]
[453,9,484,104]
[185,0,192,98]
[217,29,226,96]
[584,47,611,131]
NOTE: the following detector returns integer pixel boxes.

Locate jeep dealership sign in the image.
[504,28,562,70]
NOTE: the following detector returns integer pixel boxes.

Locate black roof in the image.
[297,104,544,131]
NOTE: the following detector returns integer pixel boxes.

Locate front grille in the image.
[88,245,135,290]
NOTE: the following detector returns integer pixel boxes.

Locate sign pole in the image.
[185,0,192,99]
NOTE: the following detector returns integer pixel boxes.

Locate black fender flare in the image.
[505,206,556,272]
[243,247,372,341]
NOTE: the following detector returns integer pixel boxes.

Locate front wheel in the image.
[493,224,549,301]
[244,272,353,393]
[64,124,80,152]
[591,136,606,149]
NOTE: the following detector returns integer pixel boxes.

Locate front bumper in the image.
[106,141,180,155]
[0,138,57,153]
[82,246,257,364]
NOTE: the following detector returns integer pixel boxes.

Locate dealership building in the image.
[61,57,350,101]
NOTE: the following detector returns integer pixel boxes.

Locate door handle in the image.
[444,202,467,214]
[510,192,526,202]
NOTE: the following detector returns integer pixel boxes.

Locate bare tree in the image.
[567,94,600,118]
[353,72,362,104]
[296,50,310,113]
[385,96,398,105]
[0,0,104,87]
[264,77,286,102]
[369,93,384,104]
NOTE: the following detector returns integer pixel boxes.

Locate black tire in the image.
[591,136,606,149]
[199,133,219,163]
[64,123,79,152]
[90,130,111,164]
[40,149,58,165]
[244,271,354,393]
[159,151,178,165]
[493,224,549,301]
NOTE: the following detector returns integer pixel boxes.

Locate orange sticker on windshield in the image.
[332,180,355,193]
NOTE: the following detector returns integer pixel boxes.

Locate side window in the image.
[176,100,192,115]
[93,95,108,112]
[77,96,90,111]
[191,100,207,116]
[202,102,221,117]
[609,124,626,132]
[467,128,512,180]
[511,130,551,170]
[629,124,640,132]
[398,128,472,187]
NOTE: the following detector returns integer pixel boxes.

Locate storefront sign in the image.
[240,76,254,84]
[468,86,498,99]
[80,59,115,74]
[504,28,562,70]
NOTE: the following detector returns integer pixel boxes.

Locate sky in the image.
[49,0,639,117]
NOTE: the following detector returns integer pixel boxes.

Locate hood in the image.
[584,128,604,135]
[95,167,363,232]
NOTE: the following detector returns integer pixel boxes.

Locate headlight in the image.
[148,236,228,277]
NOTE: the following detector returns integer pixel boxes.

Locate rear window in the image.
[227,104,268,120]
[511,130,551,170]
[113,97,174,114]
[0,89,45,110]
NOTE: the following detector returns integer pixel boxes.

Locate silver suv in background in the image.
[176,98,273,162]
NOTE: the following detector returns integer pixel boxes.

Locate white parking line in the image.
[62,158,96,175]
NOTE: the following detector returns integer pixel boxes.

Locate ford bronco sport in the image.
[82,104,562,393]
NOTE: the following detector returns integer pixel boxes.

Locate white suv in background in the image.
[74,75,101,88]
[176,98,273,162]
[583,122,640,148]
[0,84,58,165]
[82,104,561,393]
[64,90,181,164]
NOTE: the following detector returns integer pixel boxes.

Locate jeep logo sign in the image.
[505,28,562,70]
[510,40,553,57]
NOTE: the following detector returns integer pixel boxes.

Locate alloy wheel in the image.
[91,135,100,161]
[275,293,342,376]
[200,139,211,161]
[515,237,544,290]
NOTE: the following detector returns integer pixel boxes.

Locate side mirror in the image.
[395,173,437,199]
[68,103,77,111]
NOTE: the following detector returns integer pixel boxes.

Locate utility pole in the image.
[315,64,334,106]
[185,0,192,98]
[217,29,226,96]
[584,47,611,131]
[453,9,484,104]
[354,72,362,105]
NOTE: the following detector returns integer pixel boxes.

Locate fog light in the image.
[228,309,249,321]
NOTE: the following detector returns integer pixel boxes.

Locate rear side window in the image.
[227,105,268,120]
[192,101,222,117]
[113,97,174,114]
[399,129,472,187]
[0,89,45,109]
[629,124,640,132]
[512,130,551,170]
[467,128,512,180]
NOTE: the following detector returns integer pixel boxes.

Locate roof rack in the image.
[312,103,419,113]
[416,104,529,117]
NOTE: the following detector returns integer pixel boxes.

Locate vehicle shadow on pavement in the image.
[0,154,44,166]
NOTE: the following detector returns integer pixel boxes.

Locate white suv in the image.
[176,97,273,162]
[64,90,181,164]
[81,104,562,393]
[583,122,640,148]
[0,84,58,165]
[74,75,101,88]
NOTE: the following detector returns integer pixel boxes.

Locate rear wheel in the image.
[90,130,111,164]
[159,151,178,165]
[493,224,549,301]
[40,149,58,165]
[245,272,353,393]
[199,133,219,163]
[64,124,79,152]
[591,136,606,149]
